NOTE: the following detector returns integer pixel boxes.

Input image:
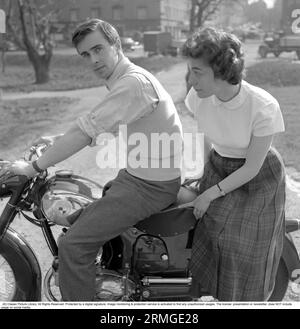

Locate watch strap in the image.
[217,183,226,197]
[32,160,43,173]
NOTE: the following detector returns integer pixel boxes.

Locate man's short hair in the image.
[72,18,122,52]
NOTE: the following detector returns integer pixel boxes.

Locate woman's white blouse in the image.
[185,80,285,158]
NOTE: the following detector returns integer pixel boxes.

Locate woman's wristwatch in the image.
[216,183,226,197]
[31,160,44,173]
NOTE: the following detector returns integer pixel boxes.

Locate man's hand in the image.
[32,134,63,148]
[10,160,38,178]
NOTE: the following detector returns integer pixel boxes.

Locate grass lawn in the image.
[245,60,300,87]
[0,97,77,154]
[261,86,300,171]
[0,52,182,93]
[245,61,300,172]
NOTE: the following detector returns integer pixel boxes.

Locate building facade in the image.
[56,0,190,39]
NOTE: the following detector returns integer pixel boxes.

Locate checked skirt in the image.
[189,148,286,301]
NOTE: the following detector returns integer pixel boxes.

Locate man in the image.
[12,19,183,301]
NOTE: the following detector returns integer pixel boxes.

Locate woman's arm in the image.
[203,135,212,165]
[192,134,273,219]
[204,134,273,201]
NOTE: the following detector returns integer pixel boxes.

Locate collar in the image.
[211,80,247,110]
[104,55,132,90]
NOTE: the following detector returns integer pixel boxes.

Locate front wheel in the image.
[0,231,41,301]
[268,258,289,301]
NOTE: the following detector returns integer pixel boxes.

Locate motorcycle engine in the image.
[95,269,136,301]
[132,234,169,274]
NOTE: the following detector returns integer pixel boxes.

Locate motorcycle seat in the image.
[134,186,197,237]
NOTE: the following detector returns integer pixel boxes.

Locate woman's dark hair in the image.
[182,27,244,85]
[72,18,122,51]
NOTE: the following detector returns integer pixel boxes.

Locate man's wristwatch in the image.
[31,160,44,173]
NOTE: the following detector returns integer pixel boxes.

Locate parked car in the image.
[120,37,138,51]
[258,31,300,59]
[143,31,183,57]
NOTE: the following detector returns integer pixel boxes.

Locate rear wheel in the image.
[268,258,289,301]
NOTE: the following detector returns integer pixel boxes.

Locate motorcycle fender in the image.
[282,233,300,280]
[2,228,42,301]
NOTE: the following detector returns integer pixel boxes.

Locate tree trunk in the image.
[189,0,197,33]
[26,44,52,84]
[32,58,51,84]
[1,50,5,74]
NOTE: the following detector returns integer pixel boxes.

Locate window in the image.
[70,8,79,22]
[137,7,147,20]
[112,6,123,21]
[91,7,101,19]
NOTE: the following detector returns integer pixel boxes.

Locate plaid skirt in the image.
[190,148,286,301]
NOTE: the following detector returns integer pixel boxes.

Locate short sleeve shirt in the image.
[185,80,285,158]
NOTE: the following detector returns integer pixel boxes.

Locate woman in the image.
[182,28,286,301]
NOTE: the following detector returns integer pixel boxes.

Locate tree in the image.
[189,0,246,32]
[2,0,60,84]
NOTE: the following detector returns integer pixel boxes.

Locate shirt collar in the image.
[211,80,247,109]
[104,55,131,90]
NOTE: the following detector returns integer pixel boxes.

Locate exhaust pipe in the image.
[141,277,192,286]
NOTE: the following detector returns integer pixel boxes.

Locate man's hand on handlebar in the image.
[32,134,64,149]
[10,144,49,178]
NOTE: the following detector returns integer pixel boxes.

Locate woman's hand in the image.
[177,190,212,219]
[192,192,212,219]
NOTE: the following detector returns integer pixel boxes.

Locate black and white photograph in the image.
[0,0,299,320]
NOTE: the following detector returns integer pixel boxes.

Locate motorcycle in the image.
[0,144,299,302]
